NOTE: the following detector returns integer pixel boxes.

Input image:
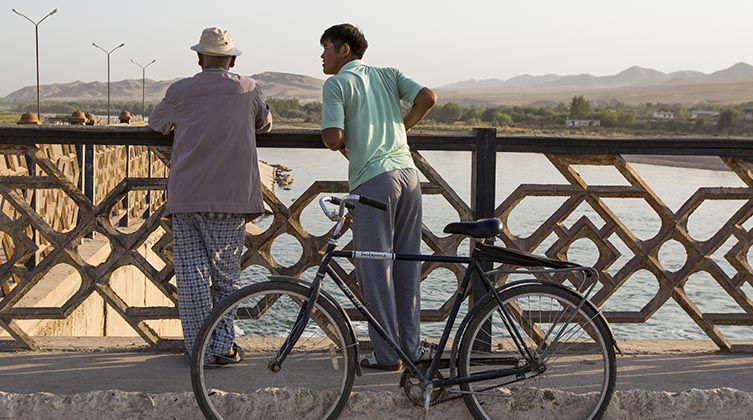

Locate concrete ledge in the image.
[1,342,752,419]
[0,388,751,420]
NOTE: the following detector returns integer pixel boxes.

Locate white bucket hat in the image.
[190,27,242,57]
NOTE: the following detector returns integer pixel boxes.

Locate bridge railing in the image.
[1,125,752,351]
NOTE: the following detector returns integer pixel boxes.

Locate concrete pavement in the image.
[0,339,752,419]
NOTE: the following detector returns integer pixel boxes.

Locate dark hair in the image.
[320,23,368,59]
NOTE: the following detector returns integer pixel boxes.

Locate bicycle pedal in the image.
[420,340,438,352]
[418,340,439,361]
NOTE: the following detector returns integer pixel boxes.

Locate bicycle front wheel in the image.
[458,283,616,420]
[191,280,357,420]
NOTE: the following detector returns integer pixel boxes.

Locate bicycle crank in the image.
[399,360,448,407]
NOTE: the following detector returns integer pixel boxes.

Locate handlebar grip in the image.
[329,197,355,209]
[358,195,387,211]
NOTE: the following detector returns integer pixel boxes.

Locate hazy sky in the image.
[2,0,751,97]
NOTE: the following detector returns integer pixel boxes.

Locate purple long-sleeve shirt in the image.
[149,69,272,218]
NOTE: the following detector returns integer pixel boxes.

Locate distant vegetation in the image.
[4,96,752,136]
[6,100,155,117]
[268,96,753,136]
[267,98,322,124]
[0,113,20,124]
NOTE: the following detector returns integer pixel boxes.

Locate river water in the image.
[248,148,753,341]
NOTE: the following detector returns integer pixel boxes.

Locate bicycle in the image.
[191,194,618,420]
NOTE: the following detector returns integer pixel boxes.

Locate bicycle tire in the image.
[191,280,357,420]
[457,283,616,420]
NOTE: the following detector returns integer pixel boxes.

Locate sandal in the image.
[214,343,245,366]
[359,351,401,370]
[182,351,219,368]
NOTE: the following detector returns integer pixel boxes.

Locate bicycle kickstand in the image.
[423,383,433,419]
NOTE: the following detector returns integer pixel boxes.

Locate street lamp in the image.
[12,7,58,122]
[130,59,156,121]
[92,42,125,124]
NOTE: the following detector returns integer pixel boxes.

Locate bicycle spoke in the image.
[192,282,356,420]
[458,284,616,420]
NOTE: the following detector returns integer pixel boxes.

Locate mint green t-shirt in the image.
[321,60,424,190]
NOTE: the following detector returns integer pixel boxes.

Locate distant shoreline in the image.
[625,155,730,171]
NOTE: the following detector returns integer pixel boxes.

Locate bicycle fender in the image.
[267,276,363,376]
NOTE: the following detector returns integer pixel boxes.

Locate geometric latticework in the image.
[496,154,753,351]
[0,140,171,350]
[1,126,752,351]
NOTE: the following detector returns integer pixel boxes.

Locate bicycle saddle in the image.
[443,218,503,238]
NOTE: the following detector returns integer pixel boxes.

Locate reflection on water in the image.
[246,149,752,340]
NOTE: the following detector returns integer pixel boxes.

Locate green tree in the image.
[596,110,618,127]
[434,103,464,123]
[617,112,636,126]
[302,101,322,114]
[495,112,513,125]
[718,109,738,134]
[694,118,708,132]
[462,106,483,122]
[569,95,592,119]
[268,98,301,118]
[481,107,512,125]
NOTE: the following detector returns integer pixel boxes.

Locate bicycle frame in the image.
[273,195,600,391]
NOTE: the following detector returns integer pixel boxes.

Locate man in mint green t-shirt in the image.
[319,23,437,369]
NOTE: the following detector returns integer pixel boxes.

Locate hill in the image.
[440,63,753,91]
[3,63,753,106]
[437,63,753,105]
[2,72,324,103]
[438,81,753,107]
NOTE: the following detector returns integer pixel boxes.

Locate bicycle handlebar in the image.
[319,194,387,223]
[329,195,387,211]
[356,195,388,211]
[328,197,355,210]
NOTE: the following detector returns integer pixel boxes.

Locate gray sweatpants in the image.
[351,168,422,365]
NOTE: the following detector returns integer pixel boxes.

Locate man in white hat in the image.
[149,27,272,365]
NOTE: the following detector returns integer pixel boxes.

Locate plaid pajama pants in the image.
[172,213,245,359]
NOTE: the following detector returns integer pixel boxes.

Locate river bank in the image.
[625,155,730,171]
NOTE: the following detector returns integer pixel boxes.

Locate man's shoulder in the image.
[166,74,200,92]
[371,65,402,77]
[237,74,260,90]
[323,74,346,90]
[220,72,262,93]
[168,72,259,93]
[349,65,403,84]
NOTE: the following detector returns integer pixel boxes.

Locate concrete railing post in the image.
[119,145,130,227]
[84,144,96,239]
[470,127,497,350]
[24,155,38,270]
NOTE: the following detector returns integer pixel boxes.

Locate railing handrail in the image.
[3,125,753,156]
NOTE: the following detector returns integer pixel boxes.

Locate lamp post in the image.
[130,59,156,121]
[12,7,58,122]
[92,42,125,124]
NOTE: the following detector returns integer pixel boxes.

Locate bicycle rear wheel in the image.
[191,280,357,420]
[458,283,616,420]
